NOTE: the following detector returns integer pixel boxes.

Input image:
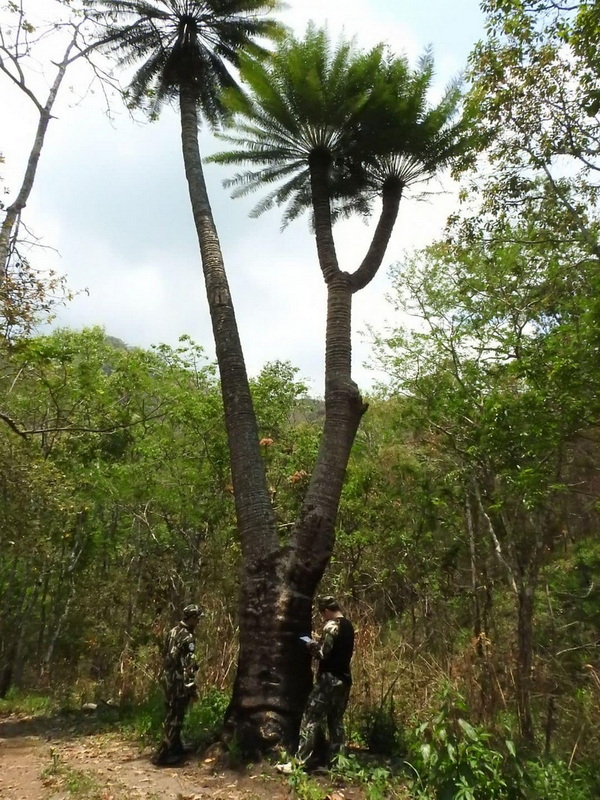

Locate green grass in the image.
[117,685,230,752]
[42,753,105,800]
[0,688,61,716]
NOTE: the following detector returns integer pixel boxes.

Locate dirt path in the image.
[0,723,48,800]
[0,713,303,800]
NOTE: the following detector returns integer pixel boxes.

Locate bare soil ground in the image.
[0,712,357,800]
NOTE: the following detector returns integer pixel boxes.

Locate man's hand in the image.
[187,685,199,702]
[307,641,320,658]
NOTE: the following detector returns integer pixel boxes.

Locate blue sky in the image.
[1,0,485,392]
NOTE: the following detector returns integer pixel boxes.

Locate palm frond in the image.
[209,25,471,225]
[93,0,284,122]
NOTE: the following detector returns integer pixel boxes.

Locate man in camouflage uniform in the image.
[153,604,203,766]
[279,596,355,773]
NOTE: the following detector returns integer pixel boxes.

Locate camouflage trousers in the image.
[154,692,191,762]
[297,672,351,765]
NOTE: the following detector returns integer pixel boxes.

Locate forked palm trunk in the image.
[290,157,399,593]
[291,274,367,579]
[179,94,402,755]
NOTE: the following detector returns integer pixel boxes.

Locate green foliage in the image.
[183,687,229,750]
[524,758,598,800]
[285,763,324,800]
[94,0,283,122]
[331,753,398,800]
[370,158,600,737]
[408,688,526,800]
[0,328,239,695]
[283,753,401,800]
[211,25,469,225]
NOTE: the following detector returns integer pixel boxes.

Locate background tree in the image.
[0,0,118,282]
[463,0,600,260]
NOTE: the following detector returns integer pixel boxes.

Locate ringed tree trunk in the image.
[179,105,403,753]
[180,86,276,561]
[289,154,402,588]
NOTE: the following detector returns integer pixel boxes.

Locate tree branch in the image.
[0,411,166,439]
[350,180,402,293]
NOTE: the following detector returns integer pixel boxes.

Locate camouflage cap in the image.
[317,595,339,612]
[182,603,204,619]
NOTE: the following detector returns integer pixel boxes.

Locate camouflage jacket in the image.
[161,621,198,698]
[314,616,354,684]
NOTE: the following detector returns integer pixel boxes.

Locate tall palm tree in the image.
[212,26,470,606]
[96,0,283,564]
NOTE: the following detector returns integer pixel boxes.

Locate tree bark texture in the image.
[516,584,536,743]
[179,87,315,751]
[228,152,398,752]
[179,86,278,566]
[223,550,314,755]
[350,179,403,293]
[308,150,339,283]
[292,277,366,579]
[180,99,401,754]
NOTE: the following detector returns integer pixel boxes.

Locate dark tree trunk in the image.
[0,585,34,696]
[465,495,483,647]
[516,584,535,743]
[223,551,313,754]
[0,646,15,698]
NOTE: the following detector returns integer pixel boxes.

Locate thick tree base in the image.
[221,554,315,758]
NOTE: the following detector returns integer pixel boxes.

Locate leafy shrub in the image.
[407,687,526,800]
[355,700,407,757]
[525,758,598,800]
[183,686,229,750]
[331,753,398,800]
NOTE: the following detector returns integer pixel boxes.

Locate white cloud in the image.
[1,0,484,390]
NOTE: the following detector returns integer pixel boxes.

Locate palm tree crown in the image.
[210,25,469,224]
[96,0,282,122]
